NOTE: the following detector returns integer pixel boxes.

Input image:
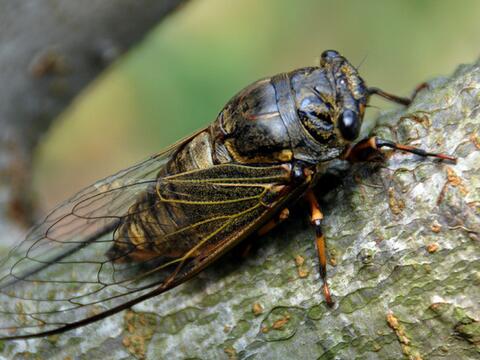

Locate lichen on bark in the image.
[1,61,479,359]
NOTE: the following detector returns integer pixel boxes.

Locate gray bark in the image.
[1,51,479,360]
[0,0,187,246]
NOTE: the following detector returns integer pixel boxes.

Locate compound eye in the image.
[338,110,361,141]
[321,50,339,61]
[320,50,341,66]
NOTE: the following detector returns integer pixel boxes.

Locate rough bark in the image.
[1,60,479,358]
[0,0,187,246]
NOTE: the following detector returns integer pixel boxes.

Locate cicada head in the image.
[293,50,369,149]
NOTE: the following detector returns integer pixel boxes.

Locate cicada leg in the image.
[344,136,457,163]
[364,84,456,160]
[368,82,429,107]
[238,208,290,258]
[257,208,290,236]
[305,190,333,307]
[368,87,412,106]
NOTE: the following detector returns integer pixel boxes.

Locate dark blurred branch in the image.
[0,0,187,238]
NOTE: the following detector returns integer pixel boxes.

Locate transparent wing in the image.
[0,148,177,339]
[0,139,295,339]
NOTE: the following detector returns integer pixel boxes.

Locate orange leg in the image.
[257,208,290,236]
[344,136,457,163]
[305,190,333,307]
[238,208,290,258]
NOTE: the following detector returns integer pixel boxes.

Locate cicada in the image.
[0,50,456,340]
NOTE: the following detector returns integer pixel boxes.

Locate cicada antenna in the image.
[356,53,368,71]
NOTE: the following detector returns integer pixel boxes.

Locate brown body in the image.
[113,59,368,263]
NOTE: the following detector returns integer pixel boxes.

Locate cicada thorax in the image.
[212,67,352,165]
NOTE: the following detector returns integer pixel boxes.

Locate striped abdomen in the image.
[108,129,230,262]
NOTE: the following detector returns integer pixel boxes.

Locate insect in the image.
[0,50,456,340]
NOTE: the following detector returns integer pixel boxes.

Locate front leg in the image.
[344,136,457,163]
[305,190,334,307]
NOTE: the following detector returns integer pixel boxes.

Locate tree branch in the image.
[0,0,187,243]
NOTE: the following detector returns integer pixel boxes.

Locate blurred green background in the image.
[34,0,480,209]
